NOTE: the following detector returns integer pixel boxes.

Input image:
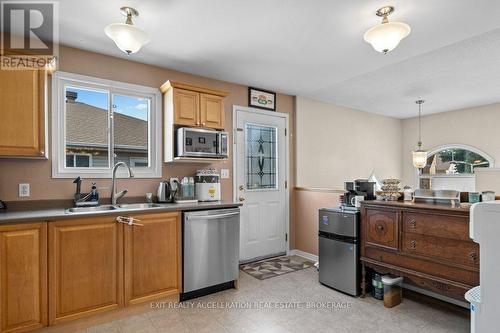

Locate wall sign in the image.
[248,87,276,111]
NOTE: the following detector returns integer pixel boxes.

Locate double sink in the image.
[66,203,165,214]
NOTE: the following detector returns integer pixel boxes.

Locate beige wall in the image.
[401,102,500,189]
[296,96,402,189]
[0,46,296,217]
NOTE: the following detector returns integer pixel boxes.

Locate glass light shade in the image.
[412,150,427,169]
[364,21,411,53]
[105,23,150,54]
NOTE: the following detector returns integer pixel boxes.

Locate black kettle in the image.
[157,180,177,203]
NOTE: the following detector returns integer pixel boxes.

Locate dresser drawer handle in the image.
[409,240,417,249]
[376,224,384,231]
[409,219,417,229]
[469,252,478,263]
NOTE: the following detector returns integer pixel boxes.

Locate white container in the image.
[465,286,481,333]
[381,275,404,308]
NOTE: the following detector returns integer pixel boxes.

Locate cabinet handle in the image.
[409,219,417,229]
[376,224,384,231]
[202,122,206,126]
[469,252,478,263]
[409,240,417,249]
[116,216,144,226]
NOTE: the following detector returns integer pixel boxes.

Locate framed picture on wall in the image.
[248,87,276,111]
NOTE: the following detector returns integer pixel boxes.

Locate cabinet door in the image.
[124,212,181,305]
[200,94,225,129]
[48,217,123,324]
[0,223,47,333]
[173,88,199,126]
[0,69,46,157]
[365,209,399,251]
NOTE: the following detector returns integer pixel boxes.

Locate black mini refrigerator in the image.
[318,208,360,296]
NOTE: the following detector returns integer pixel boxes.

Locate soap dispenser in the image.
[90,182,99,202]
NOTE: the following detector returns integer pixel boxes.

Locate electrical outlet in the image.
[19,183,30,197]
[221,169,230,179]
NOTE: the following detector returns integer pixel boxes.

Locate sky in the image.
[66,86,149,121]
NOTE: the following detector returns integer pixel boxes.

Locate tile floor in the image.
[78,266,469,333]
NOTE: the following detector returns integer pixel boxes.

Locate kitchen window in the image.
[52,72,162,178]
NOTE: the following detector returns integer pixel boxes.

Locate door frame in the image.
[232,105,290,255]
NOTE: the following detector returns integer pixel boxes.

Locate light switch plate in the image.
[19,183,30,197]
[221,169,230,179]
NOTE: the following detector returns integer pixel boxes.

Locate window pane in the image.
[423,148,490,174]
[75,155,90,167]
[245,124,277,190]
[65,86,109,168]
[112,94,150,168]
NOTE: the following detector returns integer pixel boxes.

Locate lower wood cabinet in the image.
[0,223,47,333]
[124,212,181,305]
[48,216,124,325]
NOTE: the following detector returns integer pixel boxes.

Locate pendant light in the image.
[364,6,411,54]
[412,100,427,170]
[105,7,150,55]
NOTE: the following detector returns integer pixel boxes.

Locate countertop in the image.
[361,199,471,214]
[0,201,243,224]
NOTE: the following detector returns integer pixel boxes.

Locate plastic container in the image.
[465,286,481,333]
[382,275,404,308]
[372,273,383,300]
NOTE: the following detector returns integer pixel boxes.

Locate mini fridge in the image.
[318,208,360,296]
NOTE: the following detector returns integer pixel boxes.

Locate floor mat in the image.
[240,255,314,280]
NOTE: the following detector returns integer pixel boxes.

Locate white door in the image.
[234,107,288,262]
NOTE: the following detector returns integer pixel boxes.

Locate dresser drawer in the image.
[365,209,399,251]
[403,212,469,241]
[402,233,479,268]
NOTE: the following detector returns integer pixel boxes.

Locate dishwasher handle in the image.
[187,212,239,221]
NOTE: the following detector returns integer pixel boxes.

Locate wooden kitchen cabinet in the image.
[200,93,225,129]
[0,69,47,158]
[124,212,181,305]
[48,217,123,325]
[0,223,47,333]
[161,80,228,130]
[173,88,200,127]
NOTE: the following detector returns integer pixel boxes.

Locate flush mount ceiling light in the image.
[104,7,150,55]
[412,100,427,170]
[364,6,411,54]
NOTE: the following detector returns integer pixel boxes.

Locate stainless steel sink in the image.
[66,205,118,214]
[116,203,164,209]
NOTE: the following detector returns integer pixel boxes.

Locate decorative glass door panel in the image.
[245,124,277,190]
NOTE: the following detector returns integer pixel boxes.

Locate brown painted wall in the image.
[0,46,296,249]
[294,189,341,255]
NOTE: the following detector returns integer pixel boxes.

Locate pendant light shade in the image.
[412,100,427,170]
[105,7,150,55]
[364,6,411,54]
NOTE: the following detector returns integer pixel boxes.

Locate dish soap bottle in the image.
[90,182,99,202]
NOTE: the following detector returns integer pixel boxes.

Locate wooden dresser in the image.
[360,200,478,302]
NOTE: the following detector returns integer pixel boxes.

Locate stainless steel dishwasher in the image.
[181,208,240,300]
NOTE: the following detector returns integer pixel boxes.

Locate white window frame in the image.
[52,71,162,178]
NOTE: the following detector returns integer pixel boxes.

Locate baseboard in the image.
[288,249,318,262]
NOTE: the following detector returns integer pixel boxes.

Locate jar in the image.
[382,275,404,308]
[372,273,383,300]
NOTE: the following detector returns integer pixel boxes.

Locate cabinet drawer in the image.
[365,209,399,251]
[402,233,479,268]
[403,212,469,241]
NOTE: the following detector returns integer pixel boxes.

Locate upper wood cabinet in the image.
[0,222,47,333]
[161,80,228,130]
[0,69,47,158]
[124,212,181,305]
[48,217,123,325]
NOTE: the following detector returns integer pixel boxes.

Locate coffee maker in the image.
[343,179,376,207]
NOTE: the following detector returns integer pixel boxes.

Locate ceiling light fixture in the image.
[104,7,150,55]
[412,100,427,171]
[364,6,411,54]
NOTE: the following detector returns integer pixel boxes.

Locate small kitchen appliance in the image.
[176,127,228,159]
[342,179,376,208]
[195,169,221,202]
[157,179,177,203]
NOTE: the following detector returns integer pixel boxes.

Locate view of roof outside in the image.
[65,86,149,168]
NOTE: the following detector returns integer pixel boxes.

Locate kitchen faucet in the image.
[111,162,134,205]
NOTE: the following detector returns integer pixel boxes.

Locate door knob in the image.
[239,196,245,202]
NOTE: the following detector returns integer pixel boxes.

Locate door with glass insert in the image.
[235,108,287,262]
